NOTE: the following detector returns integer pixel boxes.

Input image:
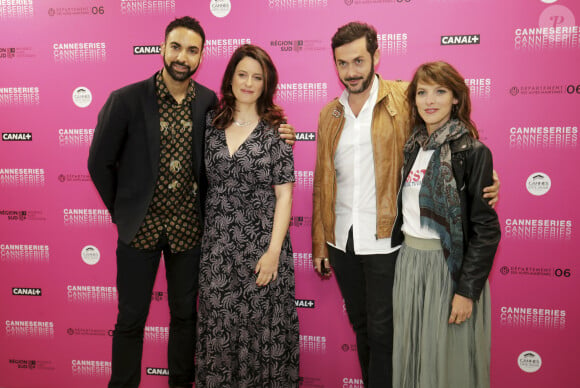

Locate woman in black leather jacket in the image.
[391,61,501,388]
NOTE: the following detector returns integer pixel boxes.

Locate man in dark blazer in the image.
[88,16,213,388]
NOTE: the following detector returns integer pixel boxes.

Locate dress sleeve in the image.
[270,128,295,185]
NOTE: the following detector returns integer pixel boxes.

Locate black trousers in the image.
[328,229,397,388]
[108,236,200,388]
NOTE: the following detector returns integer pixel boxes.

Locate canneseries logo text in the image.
[276,83,328,104]
[0,168,45,186]
[509,125,577,148]
[268,0,327,9]
[294,170,314,190]
[344,0,410,7]
[67,285,117,303]
[64,209,112,225]
[5,321,54,337]
[341,377,364,388]
[53,42,106,63]
[293,252,313,272]
[58,128,94,146]
[464,78,492,98]
[72,360,111,377]
[504,218,572,240]
[145,326,169,342]
[518,351,542,373]
[500,306,566,330]
[0,87,39,105]
[300,334,327,353]
[0,0,33,18]
[204,38,251,57]
[0,244,50,264]
[120,0,175,16]
[378,33,408,55]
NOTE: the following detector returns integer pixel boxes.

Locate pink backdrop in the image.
[1,0,579,387]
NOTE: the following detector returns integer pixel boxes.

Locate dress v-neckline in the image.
[224,122,259,158]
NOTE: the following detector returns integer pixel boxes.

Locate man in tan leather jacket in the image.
[312,22,407,388]
[312,22,498,388]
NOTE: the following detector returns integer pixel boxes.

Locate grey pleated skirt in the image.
[393,235,491,388]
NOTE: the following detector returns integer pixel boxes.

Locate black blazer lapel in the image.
[143,74,161,175]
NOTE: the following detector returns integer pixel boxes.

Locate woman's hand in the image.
[448,293,473,325]
[255,249,280,286]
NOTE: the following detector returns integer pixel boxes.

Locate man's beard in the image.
[163,57,198,82]
[341,59,375,94]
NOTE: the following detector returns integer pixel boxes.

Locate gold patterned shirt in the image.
[130,71,202,252]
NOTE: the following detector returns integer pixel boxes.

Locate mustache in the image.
[344,77,363,82]
[171,61,190,70]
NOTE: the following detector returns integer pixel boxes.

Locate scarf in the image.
[404,119,468,286]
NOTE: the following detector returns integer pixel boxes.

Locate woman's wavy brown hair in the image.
[212,44,285,129]
[407,61,479,139]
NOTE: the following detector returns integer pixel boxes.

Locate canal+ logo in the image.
[12,287,42,296]
[133,45,161,55]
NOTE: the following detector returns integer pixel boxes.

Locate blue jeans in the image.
[328,229,397,388]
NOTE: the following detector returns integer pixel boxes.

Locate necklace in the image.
[233,118,258,127]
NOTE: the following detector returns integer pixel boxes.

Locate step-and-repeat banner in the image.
[1,0,579,387]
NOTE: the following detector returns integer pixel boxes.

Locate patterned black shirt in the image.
[131,71,202,252]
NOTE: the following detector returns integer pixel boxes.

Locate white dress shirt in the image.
[330,75,399,255]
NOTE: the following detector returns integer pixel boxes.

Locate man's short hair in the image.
[331,21,378,57]
[165,16,206,50]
